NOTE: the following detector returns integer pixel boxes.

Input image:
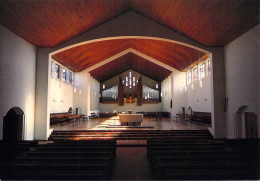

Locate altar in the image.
[119,114,143,126]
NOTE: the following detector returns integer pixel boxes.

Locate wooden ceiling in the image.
[52,38,206,72]
[89,52,172,82]
[131,0,259,46]
[0,0,258,47]
[0,0,131,47]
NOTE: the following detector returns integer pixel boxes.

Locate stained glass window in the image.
[69,71,73,84]
[200,63,206,79]
[55,64,60,79]
[63,68,67,82]
[193,67,198,80]
[187,71,192,84]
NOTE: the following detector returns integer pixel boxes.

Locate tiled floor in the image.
[53,116,211,131]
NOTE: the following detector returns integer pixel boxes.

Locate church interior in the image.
[0,0,259,180]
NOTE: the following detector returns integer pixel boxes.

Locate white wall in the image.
[0,25,36,140]
[225,25,259,139]
[99,98,163,113]
[49,60,74,113]
[90,78,100,111]
[73,71,90,115]
[73,70,99,116]
[186,61,212,113]
[161,65,212,119]
[171,70,187,116]
[161,75,172,113]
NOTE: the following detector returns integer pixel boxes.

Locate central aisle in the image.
[112,147,153,180]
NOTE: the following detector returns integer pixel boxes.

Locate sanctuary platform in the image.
[53,116,210,131]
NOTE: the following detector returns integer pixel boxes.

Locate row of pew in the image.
[50,112,86,126]
[0,140,116,180]
[147,138,259,180]
[48,129,213,141]
[136,112,171,118]
[1,130,258,180]
[175,112,211,125]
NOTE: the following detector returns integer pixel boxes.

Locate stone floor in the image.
[53,116,211,131]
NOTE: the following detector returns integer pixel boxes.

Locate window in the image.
[55,64,60,79]
[200,63,206,79]
[208,59,211,74]
[193,67,198,81]
[126,77,128,86]
[51,61,54,78]
[187,71,192,84]
[69,71,73,84]
[103,84,105,89]
[156,84,158,89]
[63,68,67,82]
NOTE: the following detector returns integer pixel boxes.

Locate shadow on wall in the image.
[234,105,248,139]
[3,107,24,141]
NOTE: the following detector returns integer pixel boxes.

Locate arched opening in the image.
[234,105,248,139]
[3,107,25,141]
[47,36,214,137]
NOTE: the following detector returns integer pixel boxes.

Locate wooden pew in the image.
[147,137,259,180]
[0,140,116,180]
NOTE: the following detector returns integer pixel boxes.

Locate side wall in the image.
[225,25,259,139]
[49,60,74,113]
[73,70,99,115]
[186,61,212,113]
[162,66,212,119]
[0,25,36,140]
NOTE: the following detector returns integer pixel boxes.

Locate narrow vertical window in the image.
[55,64,60,79]
[156,84,158,89]
[69,71,73,84]
[103,84,105,89]
[126,77,128,86]
[51,61,54,78]
[208,59,211,74]
[187,71,192,84]
[200,63,205,79]
[63,68,67,82]
[193,67,198,81]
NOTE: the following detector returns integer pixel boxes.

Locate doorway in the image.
[245,112,258,138]
[234,105,248,138]
[3,107,24,141]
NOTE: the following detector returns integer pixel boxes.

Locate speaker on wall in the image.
[170,99,172,109]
